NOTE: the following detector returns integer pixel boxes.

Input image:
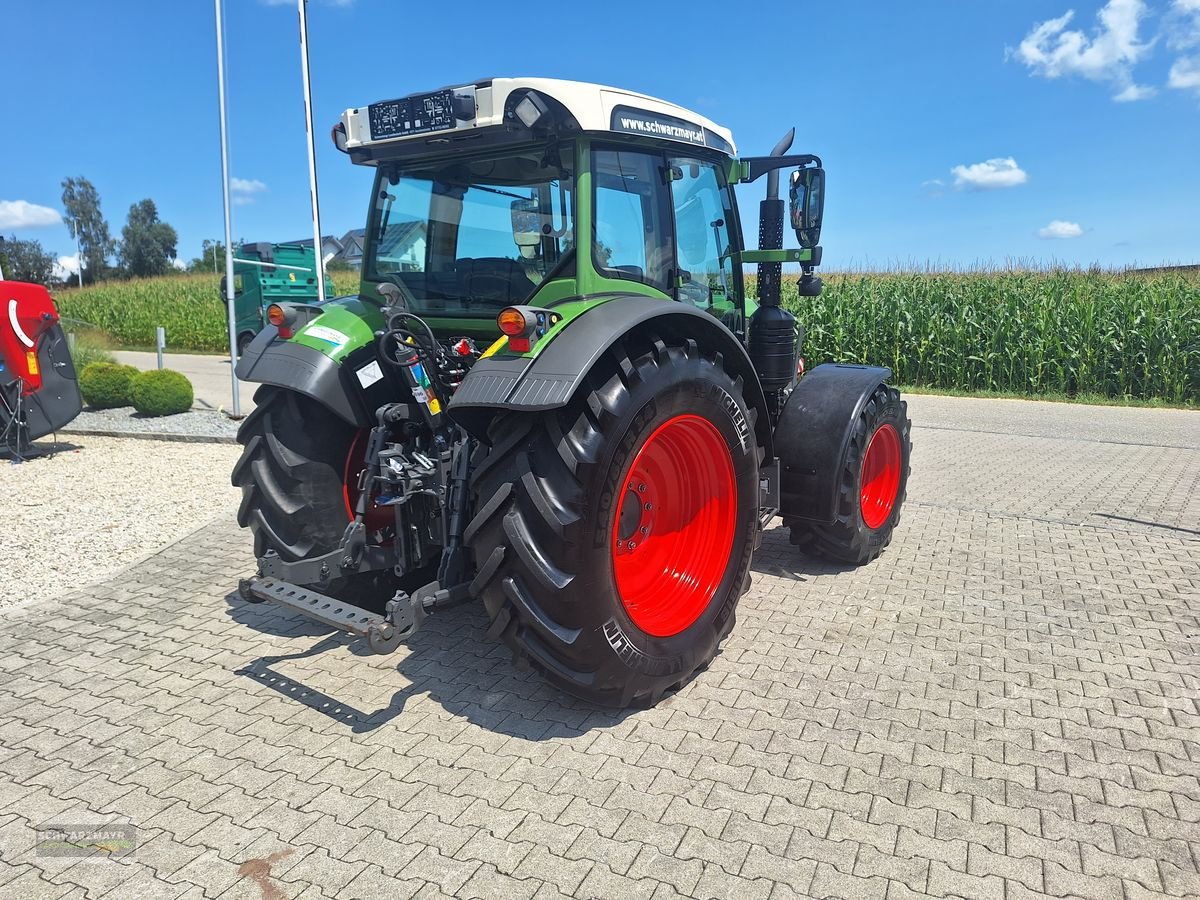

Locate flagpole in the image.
[297,0,327,303]
[214,0,241,416]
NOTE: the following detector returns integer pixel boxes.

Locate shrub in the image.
[130,369,194,416]
[78,362,139,409]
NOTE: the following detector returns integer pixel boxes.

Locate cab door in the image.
[667,157,743,334]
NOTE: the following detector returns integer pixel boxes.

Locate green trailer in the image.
[222,242,332,354]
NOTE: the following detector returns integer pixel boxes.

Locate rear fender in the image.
[775,363,893,525]
[236,327,378,426]
[448,295,773,457]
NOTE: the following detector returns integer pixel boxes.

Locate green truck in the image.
[222,242,332,354]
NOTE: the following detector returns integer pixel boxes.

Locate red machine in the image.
[1,280,82,452]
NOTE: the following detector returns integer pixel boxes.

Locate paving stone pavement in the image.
[0,395,1197,899]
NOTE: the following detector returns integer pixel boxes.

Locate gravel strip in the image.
[62,407,240,442]
[0,434,241,610]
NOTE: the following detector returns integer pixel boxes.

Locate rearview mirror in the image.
[789,167,824,249]
[510,198,541,259]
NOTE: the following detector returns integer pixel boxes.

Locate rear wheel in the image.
[787,384,911,564]
[232,386,393,598]
[467,336,762,707]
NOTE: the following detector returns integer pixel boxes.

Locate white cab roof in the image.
[339,77,737,157]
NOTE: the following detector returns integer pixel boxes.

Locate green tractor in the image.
[234,78,911,707]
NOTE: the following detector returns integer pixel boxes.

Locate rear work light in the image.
[331,122,348,153]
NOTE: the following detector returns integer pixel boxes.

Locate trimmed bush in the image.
[78,362,139,409]
[131,369,194,417]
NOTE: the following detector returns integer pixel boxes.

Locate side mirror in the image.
[510,198,541,259]
[789,167,825,249]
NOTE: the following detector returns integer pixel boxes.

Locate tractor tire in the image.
[788,384,911,565]
[232,386,393,598]
[467,336,762,707]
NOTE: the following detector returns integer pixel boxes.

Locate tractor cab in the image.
[333,78,824,355]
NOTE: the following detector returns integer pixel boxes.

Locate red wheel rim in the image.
[343,429,392,532]
[611,414,737,638]
[859,423,901,530]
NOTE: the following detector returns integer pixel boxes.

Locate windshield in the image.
[365,143,575,314]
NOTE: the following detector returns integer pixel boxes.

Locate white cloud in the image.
[53,254,80,281]
[1014,0,1155,101]
[230,177,267,206]
[0,199,61,229]
[1169,54,1200,87]
[951,157,1029,190]
[231,177,267,195]
[1166,0,1200,94]
[1038,220,1085,239]
[171,258,187,271]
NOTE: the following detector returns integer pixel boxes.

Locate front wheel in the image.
[467,336,762,707]
[788,384,911,564]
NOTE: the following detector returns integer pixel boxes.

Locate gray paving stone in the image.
[1,396,1197,899]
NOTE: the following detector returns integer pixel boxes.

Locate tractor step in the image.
[240,577,386,637]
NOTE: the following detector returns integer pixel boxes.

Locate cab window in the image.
[592,148,672,293]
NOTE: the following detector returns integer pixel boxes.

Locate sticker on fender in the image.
[302,325,350,347]
[356,360,384,388]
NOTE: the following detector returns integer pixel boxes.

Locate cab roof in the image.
[338,77,737,162]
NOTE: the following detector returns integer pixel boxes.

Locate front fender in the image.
[775,363,893,524]
[449,295,773,457]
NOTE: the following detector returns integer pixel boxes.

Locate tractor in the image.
[234,78,911,707]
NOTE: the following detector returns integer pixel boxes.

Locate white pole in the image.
[214,0,241,416]
[297,0,327,303]
[74,220,83,288]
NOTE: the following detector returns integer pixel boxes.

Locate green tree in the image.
[61,176,114,284]
[0,235,56,285]
[118,199,178,278]
[188,239,228,274]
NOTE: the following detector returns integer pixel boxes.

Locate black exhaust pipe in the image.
[750,128,800,402]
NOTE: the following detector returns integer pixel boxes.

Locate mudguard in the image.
[448,294,774,457]
[21,323,83,440]
[236,327,374,426]
[775,363,893,525]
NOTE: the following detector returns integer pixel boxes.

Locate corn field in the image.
[53,273,359,353]
[53,269,1199,403]
[775,270,1199,404]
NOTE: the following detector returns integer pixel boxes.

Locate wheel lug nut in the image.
[644,503,653,511]
[628,541,637,550]
[637,483,646,493]
[639,526,649,535]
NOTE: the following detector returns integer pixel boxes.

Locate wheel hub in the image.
[859,423,901,530]
[611,415,737,637]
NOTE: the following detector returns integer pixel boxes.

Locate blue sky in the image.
[3,0,1198,274]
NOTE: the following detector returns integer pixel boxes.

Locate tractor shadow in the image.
[749,522,860,581]
[225,589,638,738]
